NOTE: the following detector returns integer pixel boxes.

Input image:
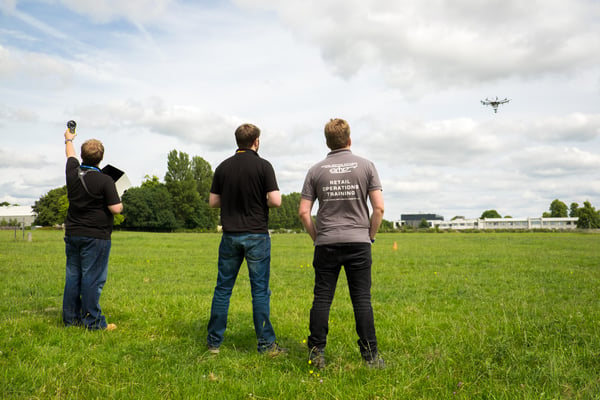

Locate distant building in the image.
[0,206,36,227]
[400,213,444,228]
[435,217,578,230]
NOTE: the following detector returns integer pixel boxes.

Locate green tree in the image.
[164,150,216,230]
[141,175,161,188]
[191,156,213,202]
[548,199,568,217]
[569,202,579,217]
[269,192,302,230]
[419,218,430,229]
[576,201,600,229]
[192,156,219,228]
[122,184,179,231]
[58,194,69,223]
[165,150,200,228]
[481,209,501,219]
[33,186,68,226]
[380,219,395,231]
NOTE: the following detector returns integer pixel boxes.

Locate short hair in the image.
[235,123,261,149]
[324,118,350,150]
[81,139,104,166]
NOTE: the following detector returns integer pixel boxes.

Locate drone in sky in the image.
[481,97,510,113]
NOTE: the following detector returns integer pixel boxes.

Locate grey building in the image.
[400,213,444,228]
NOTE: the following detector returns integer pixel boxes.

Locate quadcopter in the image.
[481,97,510,113]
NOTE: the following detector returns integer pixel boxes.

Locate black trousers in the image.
[307,243,379,360]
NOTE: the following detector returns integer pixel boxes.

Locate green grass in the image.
[1,230,599,399]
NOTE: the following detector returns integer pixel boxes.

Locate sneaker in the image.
[365,355,385,369]
[105,323,117,331]
[263,342,287,357]
[308,347,326,369]
[207,345,220,354]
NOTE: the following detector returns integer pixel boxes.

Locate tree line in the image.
[28,152,600,230]
[478,198,600,229]
[31,150,305,231]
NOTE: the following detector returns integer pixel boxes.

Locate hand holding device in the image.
[67,120,77,133]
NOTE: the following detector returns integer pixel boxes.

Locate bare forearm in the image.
[368,190,384,241]
[300,214,317,242]
[298,198,316,242]
[64,129,76,158]
[369,208,384,240]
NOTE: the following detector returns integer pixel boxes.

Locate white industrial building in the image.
[435,217,578,231]
[0,206,37,227]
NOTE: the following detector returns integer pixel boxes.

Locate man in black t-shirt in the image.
[63,128,122,331]
[206,123,285,355]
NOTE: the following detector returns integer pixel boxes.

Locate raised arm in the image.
[64,129,76,159]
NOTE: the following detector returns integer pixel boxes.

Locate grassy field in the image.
[1,230,599,399]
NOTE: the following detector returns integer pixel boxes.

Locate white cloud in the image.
[235,0,600,95]
[515,146,600,177]
[0,45,74,89]
[529,113,600,142]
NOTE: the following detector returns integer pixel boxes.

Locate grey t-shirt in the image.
[301,148,382,245]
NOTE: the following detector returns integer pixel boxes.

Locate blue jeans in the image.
[63,236,111,330]
[207,233,276,352]
[308,243,379,360]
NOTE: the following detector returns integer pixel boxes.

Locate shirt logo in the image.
[322,162,358,174]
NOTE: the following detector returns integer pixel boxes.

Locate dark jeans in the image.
[308,243,379,360]
[207,233,276,352]
[63,235,111,330]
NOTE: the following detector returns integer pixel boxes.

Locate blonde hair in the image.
[81,139,104,166]
[324,118,350,150]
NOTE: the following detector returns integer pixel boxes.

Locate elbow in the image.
[298,209,311,225]
[374,205,384,217]
[109,203,123,215]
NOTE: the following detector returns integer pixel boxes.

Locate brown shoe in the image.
[105,323,117,331]
[262,342,287,357]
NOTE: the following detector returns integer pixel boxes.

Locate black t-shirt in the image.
[65,157,121,239]
[211,149,279,233]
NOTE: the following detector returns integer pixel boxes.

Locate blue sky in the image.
[1,0,599,220]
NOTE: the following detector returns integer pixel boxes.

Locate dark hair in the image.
[324,118,350,150]
[235,123,261,149]
[81,139,104,166]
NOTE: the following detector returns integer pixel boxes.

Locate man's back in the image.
[302,148,382,245]
[212,150,278,233]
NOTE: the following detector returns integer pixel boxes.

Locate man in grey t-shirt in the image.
[299,118,385,369]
